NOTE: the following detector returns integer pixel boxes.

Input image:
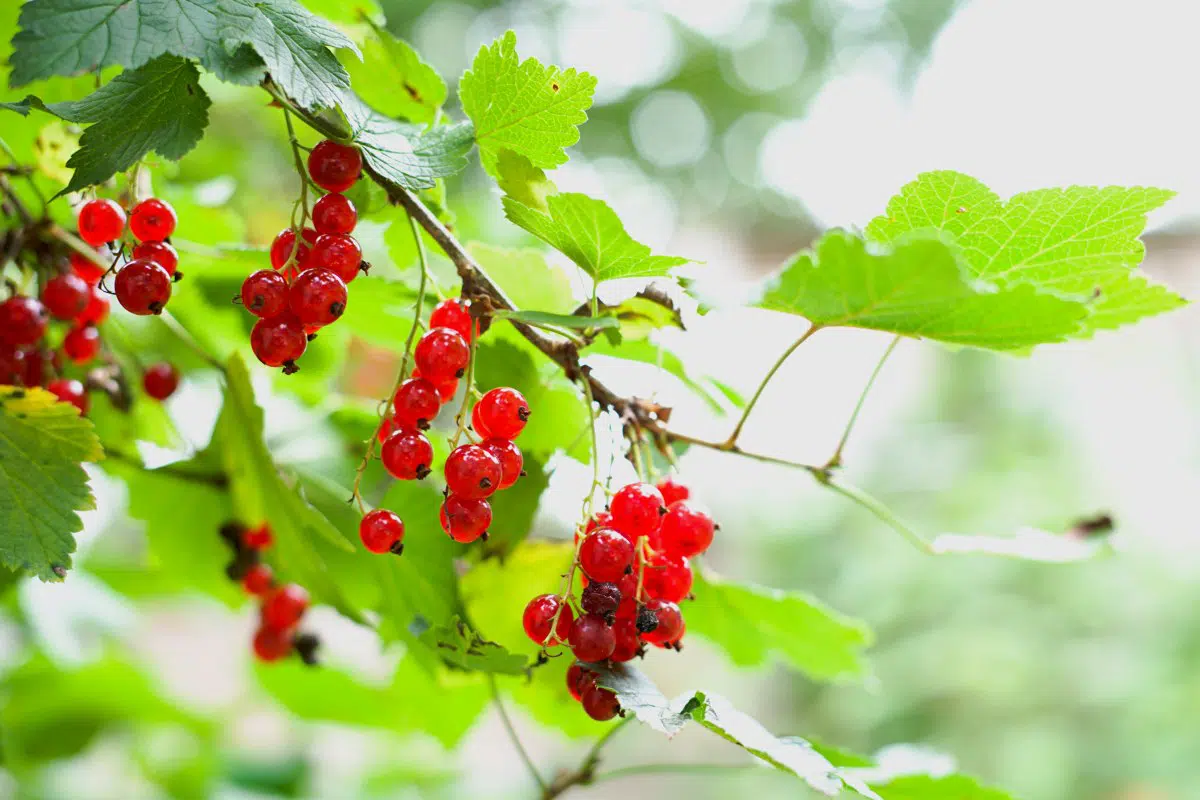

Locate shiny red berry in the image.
[115,258,172,315]
[567,663,597,702]
[359,509,405,554]
[21,348,58,388]
[473,387,529,440]
[376,416,398,444]
[611,482,666,540]
[263,583,309,630]
[581,684,621,720]
[243,563,274,595]
[76,286,109,326]
[414,367,458,402]
[428,298,476,341]
[308,140,362,192]
[579,529,634,583]
[414,327,469,382]
[62,325,100,364]
[643,554,692,603]
[0,296,47,347]
[243,524,273,550]
[251,313,307,370]
[41,274,89,320]
[659,500,715,558]
[240,270,289,318]
[609,618,640,663]
[143,362,180,400]
[586,511,614,536]
[392,378,441,430]
[639,599,683,646]
[655,476,690,506]
[0,345,24,385]
[380,429,433,480]
[309,233,362,284]
[614,572,639,620]
[270,227,317,271]
[479,438,523,490]
[439,494,492,543]
[444,444,502,500]
[569,613,615,663]
[48,378,88,414]
[131,240,178,276]
[522,594,573,645]
[70,250,108,285]
[289,268,347,327]
[252,624,293,662]
[129,198,177,242]
[77,199,126,246]
[312,192,357,235]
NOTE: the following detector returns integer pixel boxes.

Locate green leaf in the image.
[588,662,690,735]
[758,230,1090,351]
[595,286,685,338]
[459,31,595,173]
[337,275,417,348]
[479,452,549,555]
[873,775,1013,800]
[492,308,618,331]
[341,92,474,190]
[687,569,872,682]
[0,386,102,582]
[3,56,210,194]
[418,616,528,675]
[504,192,690,283]
[865,171,1186,337]
[467,242,574,313]
[494,150,558,213]
[344,20,445,124]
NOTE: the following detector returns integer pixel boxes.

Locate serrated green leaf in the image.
[687,569,872,682]
[459,31,595,173]
[419,616,528,675]
[341,92,474,190]
[493,308,618,331]
[4,56,210,194]
[504,192,690,283]
[758,230,1090,351]
[467,242,574,313]
[589,663,690,735]
[0,386,102,582]
[873,774,1013,800]
[344,20,445,124]
[596,287,685,338]
[866,171,1186,336]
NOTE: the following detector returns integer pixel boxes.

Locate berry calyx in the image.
[581,685,621,721]
[243,563,274,595]
[262,583,309,630]
[289,268,347,327]
[567,663,597,701]
[655,476,690,506]
[62,325,100,364]
[70,250,107,285]
[360,508,406,554]
[380,429,433,480]
[579,528,634,583]
[270,227,317,271]
[131,240,179,276]
[523,594,573,645]
[310,233,363,284]
[609,618,640,662]
[129,198,177,242]
[312,192,357,235]
[392,377,441,430]
[414,327,469,382]
[610,482,666,540]
[243,524,273,550]
[479,438,523,490]
[580,581,622,622]
[428,298,476,341]
[77,198,126,246]
[143,363,180,400]
[473,387,530,440]
[48,378,88,415]
[307,140,363,192]
[643,554,693,603]
[639,599,683,646]
[41,274,89,320]
[251,312,307,370]
[240,270,290,318]
[0,296,48,347]
[439,494,492,543]
[77,286,109,326]
[114,258,172,315]
[568,613,616,663]
[252,625,293,662]
[444,444,502,500]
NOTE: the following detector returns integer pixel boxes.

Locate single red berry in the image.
[656,476,690,506]
[76,286,109,326]
[308,140,363,192]
[639,599,684,646]
[21,348,58,388]
[479,438,523,490]
[243,563,274,595]
[312,192,358,235]
[439,494,492,543]
[0,296,48,347]
[428,298,476,341]
[380,429,433,480]
[77,198,126,246]
[569,613,616,663]
[609,618,640,663]
[129,198,177,242]
[643,554,692,604]
[139,363,178,402]
[579,529,634,583]
[0,345,24,385]
[263,583,309,630]
[586,510,614,536]
[47,378,88,414]
[240,270,289,318]
[414,367,459,402]
[581,684,621,721]
[444,444,502,500]
[376,416,398,444]
[243,524,273,550]
[41,274,89,320]
[610,482,666,540]
[70,250,108,285]
[289,268,347,327]
[270,227,318,271]
[660,500,715,558]
[115,258,172,315]
[392,378,441,430]
[567,663,597,702]
[251,312,307,370]
[413,327,469,382]
[132,240,179,276]
[473,387,530,440]
[62,325,100,364]
[522,594,573,646]
[360,508,405,554]
[309,233,362,284]
[614,572,639,620]
[581,581,622,621]
[252,624,293,662]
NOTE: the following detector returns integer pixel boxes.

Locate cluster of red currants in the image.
[77,196,181,315]
[522,475,715,721]
[219,521,319,665]
[241,140,366,374]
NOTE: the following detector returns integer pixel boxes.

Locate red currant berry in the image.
[62,325,100,364]
[639,599,683,646]
[610,483,666,540]
[115,258,172,315]
[581,581,622,621]
[581,684,621,720]
[263,583,309,630]
[76,286,109,326]
[0,345,24,385]
[139,363,178,402]
[414,327,469,382]
[579,528,634,583]
[376,416,398,444]
[70,250,108,285]
[569,613,615,663]
[522,594,573,645]
[129,198,177,242]
[243,563,274,595]
[473,387,529,440]
[0,296,48,347]
[309,233,362,284]
[312,192,357,235]
[428,298,476,341]
[380,429,433,480]
[444,444,502,500]
[439,494,492,543]
[414,367,459,402]
[586,510,614,536]
[21,348,58,388]
[243,524,273,550]
[41,274,89,320]
[479,438,523,490]
[289,268,347,327]
[270,227,317,270]
[132,240,179,276]
[307,140,362,192]
[660,500,715,558]
[392,378,441,430]
[614,573,639,620]
[360,509,405,554]
[567,663,597,702]
[48,379,88,414]
[240,270,289,318]
[253,624,293,662]
[609,618,640,663]
[251,313,307,371]
[77,198,126,246]
[643,554,692,603]
[655,476,690,506]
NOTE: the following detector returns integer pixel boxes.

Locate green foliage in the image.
[493,308,618,331]
[418,616,528,674]
[344,20,445,124]
[468,242,574,312]
[341,93,475,190]
[874,774,1013,800]
[0,386,102,581]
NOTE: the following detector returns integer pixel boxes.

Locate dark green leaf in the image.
[341,92,474,190]
[492,308,618,331]
[419,616,528,674]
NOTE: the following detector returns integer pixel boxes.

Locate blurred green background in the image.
[2,0,1198,798]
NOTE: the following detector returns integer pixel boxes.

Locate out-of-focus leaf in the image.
[468,242,575,313]
[481,453,550,555]
[419,616,528,675]
[493,308,617,331]
[872,774,1013,799]
[343,20,445,124]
